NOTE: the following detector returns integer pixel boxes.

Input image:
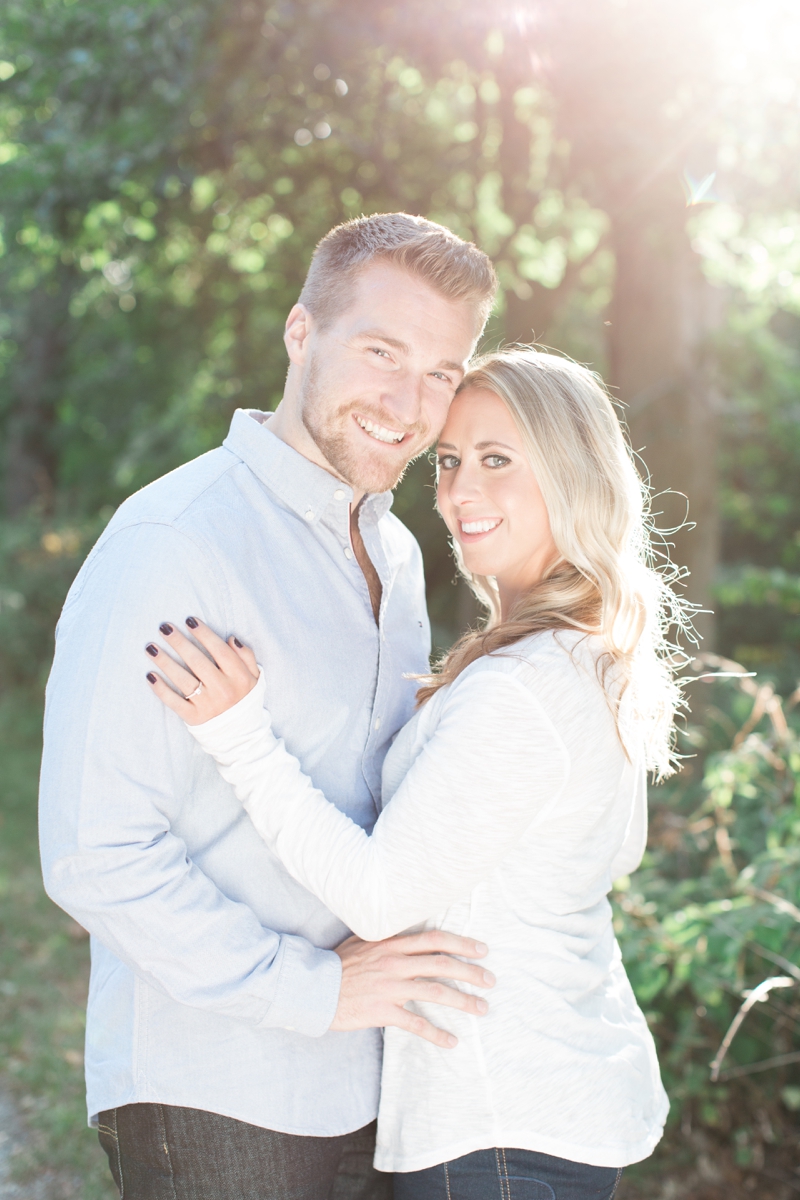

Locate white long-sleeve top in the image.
[188,631,669,1172]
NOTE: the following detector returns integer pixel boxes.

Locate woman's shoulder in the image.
[423,631,614,715]
[445,630,614,722]
[467,629,606,680]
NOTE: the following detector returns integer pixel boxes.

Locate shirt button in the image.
[374,717,382,731]
[304,510,314,522]
[344,546,353,559]
[333,489,346,501]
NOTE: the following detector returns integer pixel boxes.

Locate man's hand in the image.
[330,930,494,1049]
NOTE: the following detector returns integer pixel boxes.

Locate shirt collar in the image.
[223,409,394,527]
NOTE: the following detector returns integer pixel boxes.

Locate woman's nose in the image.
[445,464,484,507]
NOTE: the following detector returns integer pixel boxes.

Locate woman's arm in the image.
[147,623,570,942]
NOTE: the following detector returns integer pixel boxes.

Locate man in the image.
[39,213,497,1198]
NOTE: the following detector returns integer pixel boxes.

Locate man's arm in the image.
[40,519,490,1042]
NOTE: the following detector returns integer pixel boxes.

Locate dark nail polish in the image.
[146,672,157,684]
[185,616,198,629]
[146,643,159,657]
[233,637,243,648]
[159,623,173,636]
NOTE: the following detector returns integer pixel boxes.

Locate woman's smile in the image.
[458,517,503,539]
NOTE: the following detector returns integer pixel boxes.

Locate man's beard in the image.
[300,353,428,494]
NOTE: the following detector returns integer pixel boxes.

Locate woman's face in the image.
[436,387,559,616]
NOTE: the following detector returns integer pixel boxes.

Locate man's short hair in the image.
[298,212,497,336]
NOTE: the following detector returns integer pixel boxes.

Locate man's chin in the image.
[324,434,424,495]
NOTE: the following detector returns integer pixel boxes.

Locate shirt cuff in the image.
[259,934,343,1038]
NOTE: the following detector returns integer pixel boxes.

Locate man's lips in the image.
[353,413,407,445]
[457,517,503,542]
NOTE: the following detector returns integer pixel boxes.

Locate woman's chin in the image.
[460,551,499,578]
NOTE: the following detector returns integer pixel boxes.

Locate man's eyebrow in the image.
[353,330,411,354]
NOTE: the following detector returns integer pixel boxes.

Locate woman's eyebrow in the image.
[436,442,457,450]
[474,441,515,451]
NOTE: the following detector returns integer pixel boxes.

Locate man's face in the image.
[289,262,479,494]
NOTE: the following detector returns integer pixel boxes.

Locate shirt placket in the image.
[358,511,394,807]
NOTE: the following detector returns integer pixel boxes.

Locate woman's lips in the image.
[457,517,503,542]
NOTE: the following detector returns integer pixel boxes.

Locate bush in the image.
[0,510,107,691]
[617,655,800,1187]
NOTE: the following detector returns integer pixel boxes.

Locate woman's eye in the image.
[483,454,510,468]
[369,347,390,359]
[437,455,460,470]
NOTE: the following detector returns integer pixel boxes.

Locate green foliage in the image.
[615,663,800,1181]
[0,509,106,688]
[1,0,800,1191]
[0,692,114,1197]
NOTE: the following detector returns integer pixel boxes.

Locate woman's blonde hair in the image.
[416,347,690,779]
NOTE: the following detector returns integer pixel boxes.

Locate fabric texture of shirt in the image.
[38,409,430,1136]
[187,630,669,1171]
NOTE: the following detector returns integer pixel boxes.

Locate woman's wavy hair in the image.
[416,347,691,779]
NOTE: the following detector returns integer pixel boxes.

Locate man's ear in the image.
[284,303,313,366]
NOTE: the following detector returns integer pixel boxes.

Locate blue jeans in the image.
[97,1104,391,1200]
[393,1147,623,1200]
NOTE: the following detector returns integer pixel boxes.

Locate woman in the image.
[144,349,685,1199]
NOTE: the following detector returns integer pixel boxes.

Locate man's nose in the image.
[380,371,425,428]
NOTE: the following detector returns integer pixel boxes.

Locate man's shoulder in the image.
[108,446,241,534]
[72,447,246,589]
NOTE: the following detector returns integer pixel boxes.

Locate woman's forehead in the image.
[438,387,518,443]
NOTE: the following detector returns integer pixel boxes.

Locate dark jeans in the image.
[393,1147,623,1200]
[97,1104,392,1200]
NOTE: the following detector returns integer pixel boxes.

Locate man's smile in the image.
[353,413,408,445]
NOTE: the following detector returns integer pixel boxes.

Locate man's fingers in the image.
[403,979,489,1015]
[392,1008,458,1049]
[390,951,495,990]
[385,929,489,960]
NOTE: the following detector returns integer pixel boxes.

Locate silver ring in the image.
[184,681,203,701]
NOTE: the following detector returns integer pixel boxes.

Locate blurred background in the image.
[1,0,799,1195]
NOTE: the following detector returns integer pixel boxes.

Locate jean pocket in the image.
[504,1181,555,1200]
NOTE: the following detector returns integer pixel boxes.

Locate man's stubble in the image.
[299,351,429,495]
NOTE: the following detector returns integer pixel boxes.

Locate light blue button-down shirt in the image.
[38,410,431,1135]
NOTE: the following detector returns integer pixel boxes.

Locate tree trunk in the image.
[607,207,720,647]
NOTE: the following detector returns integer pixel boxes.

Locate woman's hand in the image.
[145,617,259,726]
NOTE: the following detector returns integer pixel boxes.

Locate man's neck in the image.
[267,401,366,507]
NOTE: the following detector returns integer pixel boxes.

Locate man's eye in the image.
[483,455,510,468]
[437,455,460,470]
[369,347,390,358]
[429,371,452,383]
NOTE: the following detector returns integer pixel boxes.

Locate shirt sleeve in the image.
[188,666,570,942]
[39,521,341,1037]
